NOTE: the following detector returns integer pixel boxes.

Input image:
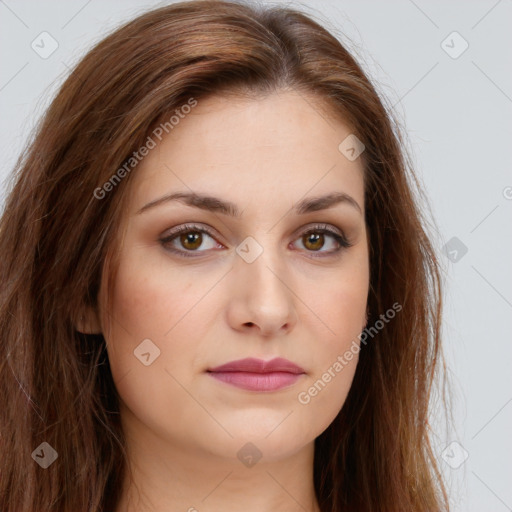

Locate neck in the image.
[115,405,321,512]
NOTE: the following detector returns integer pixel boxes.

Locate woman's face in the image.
[99,90,369,463]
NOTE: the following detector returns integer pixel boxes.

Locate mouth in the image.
[206,357,306,392]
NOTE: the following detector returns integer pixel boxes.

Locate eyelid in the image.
[292,222,344,239]
[161,222,219,241]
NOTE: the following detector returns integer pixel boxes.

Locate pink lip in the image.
[207,357,306,392]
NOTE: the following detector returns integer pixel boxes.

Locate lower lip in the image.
[207,371,303,391]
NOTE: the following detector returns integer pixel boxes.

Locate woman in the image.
[0,1,449,510]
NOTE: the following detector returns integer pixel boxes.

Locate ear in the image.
[74,303,102,335]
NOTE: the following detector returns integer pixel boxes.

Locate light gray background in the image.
[1,1,511,510]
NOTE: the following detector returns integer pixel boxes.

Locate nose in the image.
[226,250,298,337]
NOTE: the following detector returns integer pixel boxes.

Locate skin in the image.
[85,89,369,512]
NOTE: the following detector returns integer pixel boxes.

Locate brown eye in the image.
[302,232,325,251]
[180,231,203,250]
[292,225,352,258]
[160,224,223,258]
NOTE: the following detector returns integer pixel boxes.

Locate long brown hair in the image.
[0,1,448,510]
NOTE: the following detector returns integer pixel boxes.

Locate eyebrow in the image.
[137,191,362,216]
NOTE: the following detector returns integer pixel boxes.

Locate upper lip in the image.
[207,357,305,374]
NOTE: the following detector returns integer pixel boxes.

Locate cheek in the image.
[101,253,212,438]
[101,246,226,391]
[317,280,367,334]
[295,358,357,441]
[100,252,181,384]
[295,292,363,438]
[303,258,369,347]
[105,248,215,343]
[293,258,369,432]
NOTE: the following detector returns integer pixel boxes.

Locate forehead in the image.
[127,90,365,214]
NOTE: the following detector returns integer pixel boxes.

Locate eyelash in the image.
[159,223,353,259]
